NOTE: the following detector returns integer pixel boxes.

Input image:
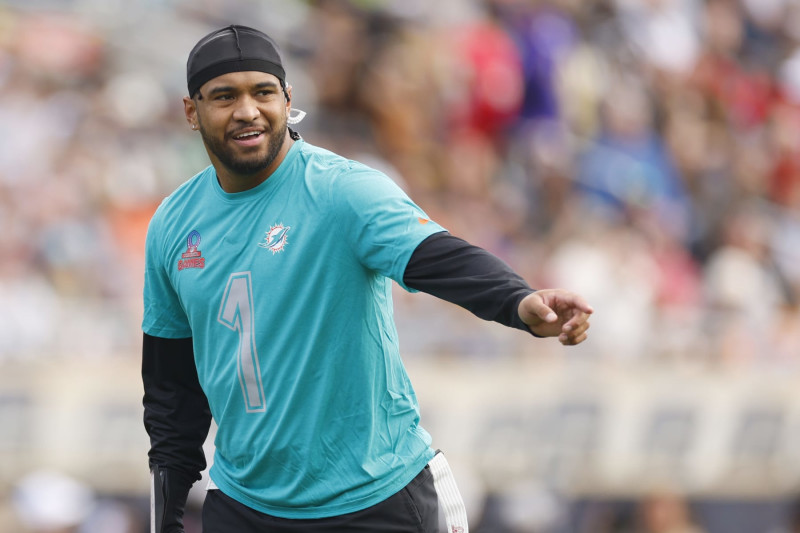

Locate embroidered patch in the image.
[178,230,206,270]
[258,224,291,254]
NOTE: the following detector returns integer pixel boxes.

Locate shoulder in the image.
[295,141,384,182]
[151,167,214,221]
[161,166,214,207]
[292,142,400,212]
[147,166,214,242]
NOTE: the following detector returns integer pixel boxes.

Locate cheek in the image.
[267,101,289,118]
[198,112,229,134]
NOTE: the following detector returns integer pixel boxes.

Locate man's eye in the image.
[215,94,233,101]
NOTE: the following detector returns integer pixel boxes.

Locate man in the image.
[142,25,593,533]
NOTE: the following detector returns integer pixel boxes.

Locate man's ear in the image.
[183,96,198,130]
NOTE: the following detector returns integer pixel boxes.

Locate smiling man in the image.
[142,25,593,533]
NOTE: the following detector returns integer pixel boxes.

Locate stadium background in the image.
[1,0,799,531]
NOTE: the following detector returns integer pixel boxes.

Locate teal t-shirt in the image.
[142,139,445,518]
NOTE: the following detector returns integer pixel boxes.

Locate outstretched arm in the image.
[404,232,592,345]
[142,334,212,533]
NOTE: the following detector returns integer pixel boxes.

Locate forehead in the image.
[201,71,282,92]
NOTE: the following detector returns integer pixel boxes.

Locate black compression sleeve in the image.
[142,334,211,480]
[403,232,535,334]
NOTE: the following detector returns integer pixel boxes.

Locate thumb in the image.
[523,294,558,324]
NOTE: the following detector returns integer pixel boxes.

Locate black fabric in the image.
[187,25,286,96]
[202,466,438,532]
[404,231,535,334]
[152,464,195,533]
[142,334,211,480]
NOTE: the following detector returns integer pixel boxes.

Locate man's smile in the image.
[232,128,265,147]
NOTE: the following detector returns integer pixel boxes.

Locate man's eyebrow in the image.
[253,81,280,90]
[206,81,279,96]
[206,85,235,96]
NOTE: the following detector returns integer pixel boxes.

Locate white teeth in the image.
[235,131,261,139]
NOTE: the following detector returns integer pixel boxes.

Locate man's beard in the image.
[200,114,288,176]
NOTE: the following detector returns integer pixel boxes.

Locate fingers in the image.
[556,301,592,345]
[558,295,594,317]
[558,318,590,345]
[562,308,592,331]
[537,290,593,316]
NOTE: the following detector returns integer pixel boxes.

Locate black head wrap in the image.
[187,25,286,97]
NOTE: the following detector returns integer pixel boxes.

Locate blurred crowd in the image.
[297,0,800,370]
[1,0,800,531]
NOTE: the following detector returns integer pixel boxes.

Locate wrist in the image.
[151,466,194,533]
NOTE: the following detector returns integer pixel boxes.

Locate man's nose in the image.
[232,96,260,122]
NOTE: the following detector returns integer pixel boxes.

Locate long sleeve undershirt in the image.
[403,231,535,333]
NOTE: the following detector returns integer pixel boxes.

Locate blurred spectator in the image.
[635,491,707,533]
[11,469,144,533]
[703,203,786,366]
[575,78,691,243]
[614,0,701,79]
[12,470,94,533]
[487,0,577,125]
[440,16,524,139]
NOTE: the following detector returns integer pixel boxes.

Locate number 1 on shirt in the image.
[218,272,267,413]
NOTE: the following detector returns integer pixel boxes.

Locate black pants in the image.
[202,465,439,532]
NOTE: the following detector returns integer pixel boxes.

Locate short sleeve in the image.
[142,207,193,338]
[330,163,446,291]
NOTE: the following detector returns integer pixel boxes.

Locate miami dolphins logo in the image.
[258,223,291,254]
